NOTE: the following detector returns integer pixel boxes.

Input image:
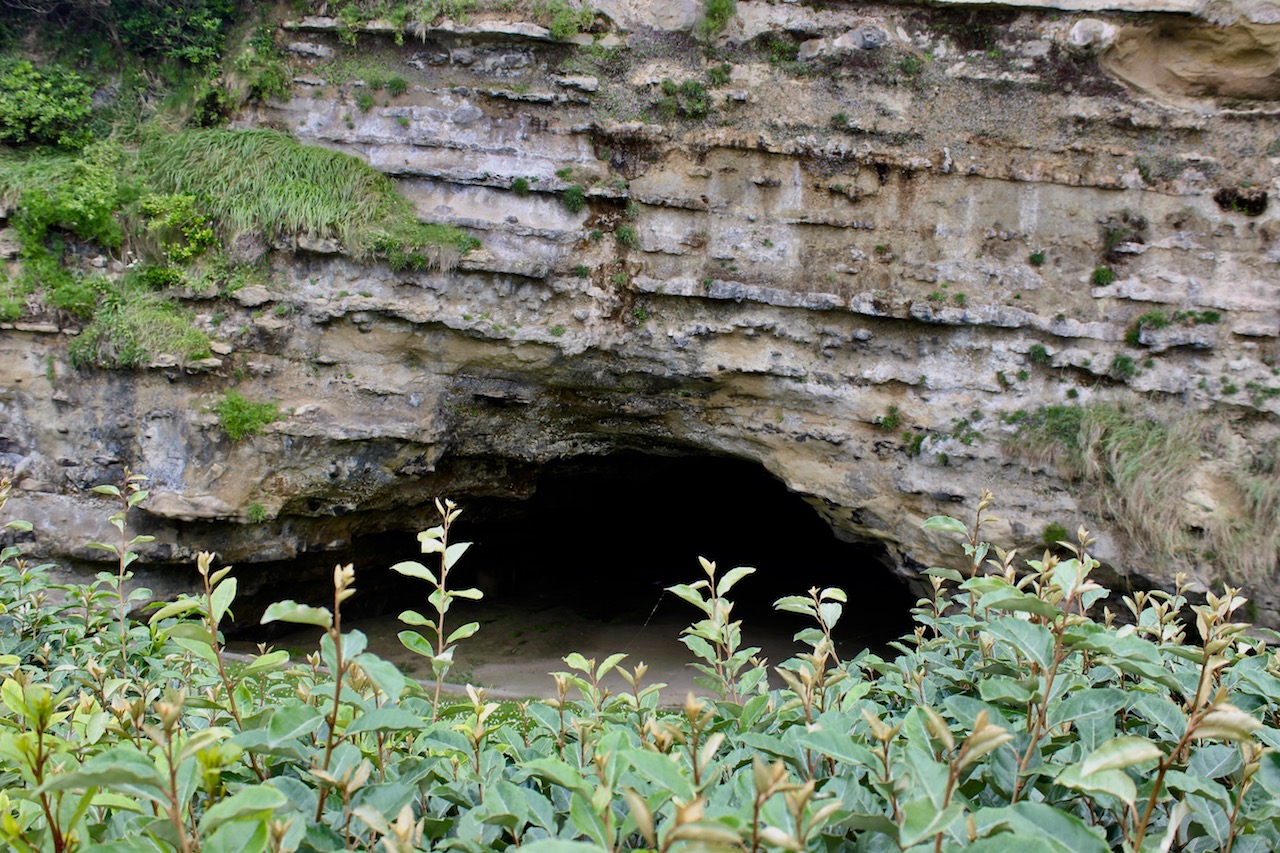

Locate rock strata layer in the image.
[1,0,1278,619]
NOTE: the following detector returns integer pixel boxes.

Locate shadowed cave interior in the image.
[233,452,917,659]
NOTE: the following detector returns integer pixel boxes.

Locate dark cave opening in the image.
[233,452,916,661]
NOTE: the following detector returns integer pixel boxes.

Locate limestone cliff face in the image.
[2,0,1278,615]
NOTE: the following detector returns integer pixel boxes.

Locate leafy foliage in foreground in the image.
[3,485,1280,852]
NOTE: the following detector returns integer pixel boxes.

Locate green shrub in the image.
[876,404,900,431]
[1042,520,1069,547]
[3,484,1280,853]
[245,501,268,523]
[573,263,589,277]
[69,288,211,369]
[356,90,375,112]
[45,273,101,319]
[615,224,637,246]
[1029,249,1045,266]
[114,0,236,66]
[1091,265,1115,286]
[0,60,93,149]
[511,176,530,196]
[386,75,408,96]
[698,0,735,38]
[212,389,280,440]
[535,0,594,40]
[1126,310,1169,346]
[1028,343,1050,365]
[1110,353,1137,378]
[562,183,586,213]
[708,62,732,87]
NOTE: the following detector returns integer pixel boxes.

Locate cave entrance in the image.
[235,452,915,702]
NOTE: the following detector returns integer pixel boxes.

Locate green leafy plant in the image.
[391,498,482,714]
[0,60,92,149]
[1028,343,1051,365]
[1092,265,1115,286]
[511,176,530,196]
[4,482,1280,852]
[212,390,280,440]
[562,183,586,213]
[615,224,637,246]
[698,0,736,39]
[1029,250,1045,266]
[876,404,901,431]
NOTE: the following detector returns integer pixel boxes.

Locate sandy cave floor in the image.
[230,592,896,707]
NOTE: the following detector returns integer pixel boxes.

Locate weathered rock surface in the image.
[2,0,1279,619]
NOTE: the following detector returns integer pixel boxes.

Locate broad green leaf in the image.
[569,791,607,848]
[1256,750,1280,801]
[1048,688,1128,729]
[716,565,755,596]
[973,803,1109,853]
[446,621,480,643]
[519,842,606,853]
[1056,762,1136,805]
[1081,737,1162,775]
[523,757,592,796]
[1186,793,1232,849]
[450,587,484,600]
[173,636,219,666]
[167,622,215,644]
[774,595,815,616]
[36,748,166,799]
[1132,693,1188,741]
[986,616,1054,671]
[981,591,1062,619]
[898,798,963,848]
[242,649,290,675]
[266,704,323,744]
[924,566,964,582]
[398,630,436,658]
[353,653,405,699]
[391,560,437,584]
[798,727,878,767]
[345,707,426,734]
[210,577,236,625]
[1164,770,1230,806]
[966,838,1061,853]
[921,515,969,537]
[260,600,331,629]
[199,784,287,834]
[398,609,434,627]
[596,652,627,679]
[148,598,202,625]
[624,749,696,802]
[443,541,471,569]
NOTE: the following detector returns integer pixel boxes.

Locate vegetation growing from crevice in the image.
[213,389,281,440]
[140,129,477,263]
[4,483,1280,851]
[1005,401,1280,581]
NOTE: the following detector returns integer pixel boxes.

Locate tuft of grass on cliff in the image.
[138,128,479,266]
[1005,400,1280,582]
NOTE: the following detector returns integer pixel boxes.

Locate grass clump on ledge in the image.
[139,128,478,268]
[212,389,281,440]
[1005,400,1280,581]
[67,283,211,369]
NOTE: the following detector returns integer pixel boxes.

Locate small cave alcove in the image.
[231,452,915,672]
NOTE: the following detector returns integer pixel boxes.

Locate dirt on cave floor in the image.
[229,591,901,707]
